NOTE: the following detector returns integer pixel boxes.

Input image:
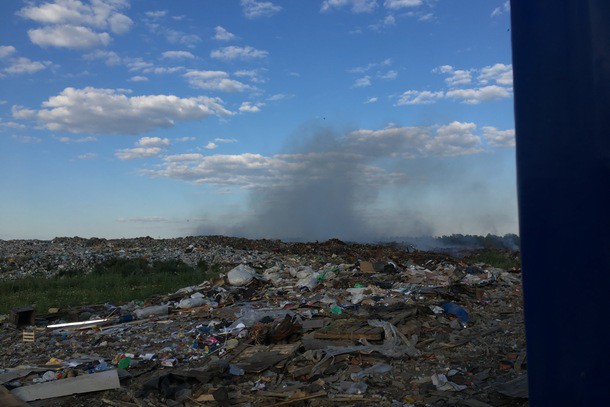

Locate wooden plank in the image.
[11,369,120,402]
[22,331,35,343]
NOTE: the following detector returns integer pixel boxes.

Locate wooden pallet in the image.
[22,330,35,343]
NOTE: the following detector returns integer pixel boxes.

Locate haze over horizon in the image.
[0,0,516,241]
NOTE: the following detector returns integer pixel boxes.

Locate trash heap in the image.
[0,237,527,407]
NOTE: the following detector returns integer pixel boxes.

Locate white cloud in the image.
[215,137,238,143]
[19,0,132,48]
[4,57,52,74]
[0,120,26,129]
[28,25,111,49]
[425,121,482,156]
[434,65,472,87]
[205,142,218,150]
[365,97,378,103]
[399,63,513,105]
[142,122,490,188]
[137,136,170,147]
[214,26,236,41]
[84,49,121,65]
[12,134,42,143]
[175,136,196,142]
[241,0,282,19]
[353,76,372,87]
[321,0,378,13]
[491,1,510,17]
[384,0,422,9]
[349,58,392,73]
[396,90,444,105]
[55,135,96,143]
[210,46,268,61]
[478,63,513,86]
[16,87,233,135]
[161,50,195,60]
[369,14,396,31]
[445,85,511,104]
[234,69,266,84]
[483,126,515,147]
[239,101,264,113]
[115,147,163,160]
[77,152,97,159]
[0,46,16,58]
[184,70,251,92]
[379,70,397,80]
[128,75,148,82]
[267,93,290,101]
[145,10,167,18]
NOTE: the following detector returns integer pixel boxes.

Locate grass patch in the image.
[470,249,521,269]
[0,258,222,315]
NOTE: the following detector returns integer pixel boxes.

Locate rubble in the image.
[0,236,527,406]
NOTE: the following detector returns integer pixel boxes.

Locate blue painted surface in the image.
[511,1,610,404]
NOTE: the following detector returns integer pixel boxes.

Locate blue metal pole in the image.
[511,1,610,404]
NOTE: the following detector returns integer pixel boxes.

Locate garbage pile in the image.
[0,237,527,406]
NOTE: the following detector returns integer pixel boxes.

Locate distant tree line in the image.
[433,233,520,250]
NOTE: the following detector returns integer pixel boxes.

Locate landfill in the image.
[0,236,527,406]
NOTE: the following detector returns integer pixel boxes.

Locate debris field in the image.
[0,237,527,407]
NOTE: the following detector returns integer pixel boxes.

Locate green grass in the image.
[0,258,222,315]
[470,249,521,270]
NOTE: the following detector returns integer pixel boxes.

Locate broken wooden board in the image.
[313,319,383,341]
[0,386,30,407]
[22,330,35,343]
[232,343,300,373]
[11,369,120,402]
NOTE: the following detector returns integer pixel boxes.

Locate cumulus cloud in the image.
[137,136,170,147]
[379,70,397,80]
[365,96,378,103]
[144,122,492,188]
[12,134,42,143]
[210,46,268,61]
[55,135,96,143]
[445,85,512,104]
[145,10,167,19]
[205,142,218,150]
[491,1,510,17]
[15,87,233,135]
[483,126,515,147]
[128,75,148,82]
[161,50,195,60]
[19,0,133,49]
[214,137,238,143]
[4,57,52,74]
[184,70,251,92]
[28,25,111,49]
[398,63,513,105]
[115,147,163,160]
[353,76,372,87]
[321,0,378,13]
[214,26,236,41]
[239,101,264,113]
[396,90,444,105]
[0,46,16,58]
[77,152,97,159]
[433,65,472,87]
[234,69,266,84]
[84,49,121,65]
[241,0,282,19]
[478,63,513,86]
[267,93,290,101]
[384,0,422,9]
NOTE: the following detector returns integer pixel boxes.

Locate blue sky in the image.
[0,0,516,241]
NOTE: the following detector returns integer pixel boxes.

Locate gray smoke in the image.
[194,122,518,242]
